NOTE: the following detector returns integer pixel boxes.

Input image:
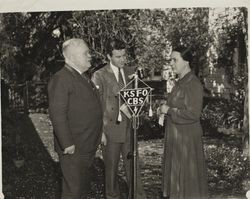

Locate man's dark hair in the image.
[172,45,193,64]
[106,39,126,56]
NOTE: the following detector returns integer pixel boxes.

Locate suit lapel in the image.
[105,64,120,93]
[123,67,131,85]
[106,64,117,81]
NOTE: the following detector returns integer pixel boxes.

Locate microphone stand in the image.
[129,73,139,199]
[125,69,151,199]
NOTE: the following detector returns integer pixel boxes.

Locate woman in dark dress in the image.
[159,46,208,199]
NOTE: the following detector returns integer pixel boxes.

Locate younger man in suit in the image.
[92,39,146,199]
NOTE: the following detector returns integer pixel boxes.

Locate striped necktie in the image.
[118,68,125,89]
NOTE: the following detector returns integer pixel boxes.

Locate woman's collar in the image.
[178,71,193,84]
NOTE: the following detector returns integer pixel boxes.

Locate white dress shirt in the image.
[71,66,82,75]
[110,62,126,84]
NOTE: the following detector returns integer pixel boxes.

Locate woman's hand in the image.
[160,104,170,114]
[63,145,75,155]
[157,100,167,116]
[101,133,107,146]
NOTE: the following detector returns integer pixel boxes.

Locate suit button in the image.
[110,119,112,122]
[111,108,114,110]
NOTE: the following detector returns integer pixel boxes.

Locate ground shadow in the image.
[2,111,129,199]
[2,111,61,199]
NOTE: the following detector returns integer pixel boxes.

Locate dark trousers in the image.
[59,153,94,199]
[104,141,146,199]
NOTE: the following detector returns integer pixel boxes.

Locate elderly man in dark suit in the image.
[48,38,103,199]
[92,39,146,199]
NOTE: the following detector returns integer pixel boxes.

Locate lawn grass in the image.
[2,112,249,199]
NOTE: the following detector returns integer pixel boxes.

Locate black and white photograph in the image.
[0,1,250,198]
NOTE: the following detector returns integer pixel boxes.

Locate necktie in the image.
[118,68,125,89]
[117,68,125,123]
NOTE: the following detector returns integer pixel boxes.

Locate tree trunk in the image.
[241,7,249,159]
[243,85,249,158]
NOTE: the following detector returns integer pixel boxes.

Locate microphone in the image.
[137,67,144,79]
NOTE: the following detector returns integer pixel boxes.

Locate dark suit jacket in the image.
[92,64,135,143]
[48,65,103,155]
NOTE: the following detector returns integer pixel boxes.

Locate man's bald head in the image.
[62,38,91,73]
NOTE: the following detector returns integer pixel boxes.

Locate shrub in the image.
[137,98,165,140]
[205,143,248,192]
[201,97,244,137]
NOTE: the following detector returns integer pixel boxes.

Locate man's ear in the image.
[63,49,72,62]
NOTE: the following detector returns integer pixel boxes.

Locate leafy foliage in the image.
[208,8,248,102]
[0,8,213,82]
[0,8,247,86]
[201,97,244,136]
[205,143,248,192]
[69,10,139,67]
[0,12,72,82]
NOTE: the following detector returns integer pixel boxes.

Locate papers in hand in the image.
[120,103,132,119]
[157,102,167,126]
[158,114,165,126]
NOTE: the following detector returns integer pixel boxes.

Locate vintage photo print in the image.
[0,0,249,198]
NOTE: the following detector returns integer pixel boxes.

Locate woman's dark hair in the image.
[172,46,193,64]
[106,39,126,56]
